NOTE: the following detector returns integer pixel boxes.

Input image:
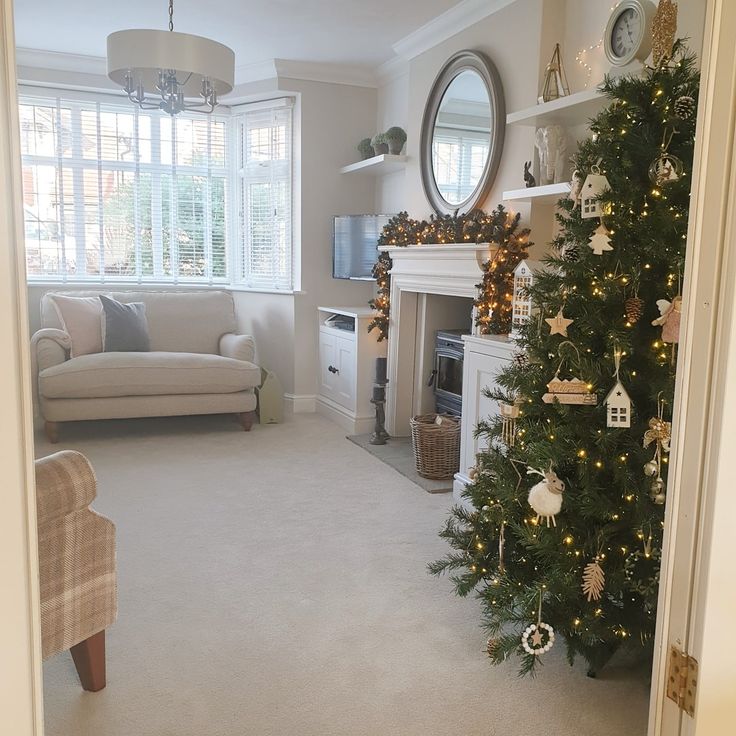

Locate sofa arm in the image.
[219,332,256,363]
[35,450,97,527]
[32,328,71,374]
[35,450,116,661]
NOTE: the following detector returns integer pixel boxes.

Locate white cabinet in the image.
[317,307,387,434]
[453,335,517,507]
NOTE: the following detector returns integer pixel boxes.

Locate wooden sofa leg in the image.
[45,421,60,444]
[70,630,107,692]
[238,411,255,432]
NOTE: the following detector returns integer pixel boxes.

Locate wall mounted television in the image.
[333,214,394,280]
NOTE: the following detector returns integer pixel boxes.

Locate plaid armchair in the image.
[36,450,117,691]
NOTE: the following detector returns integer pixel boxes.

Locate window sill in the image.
[26,280,304,296]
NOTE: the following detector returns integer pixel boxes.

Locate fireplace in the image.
[430,329,464,416]
[383,243,493,436]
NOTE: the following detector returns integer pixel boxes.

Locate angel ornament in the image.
[527,466,565,527]
[652,295,682,344]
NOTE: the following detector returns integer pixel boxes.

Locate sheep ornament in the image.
[527,466,565,527]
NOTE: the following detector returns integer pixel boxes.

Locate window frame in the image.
[230,97,296,293]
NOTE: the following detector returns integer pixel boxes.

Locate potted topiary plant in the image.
[384,126,407,155]
[357,138,374,160]
[371,133,389,156]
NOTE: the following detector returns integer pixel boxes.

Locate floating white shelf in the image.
[506,89,605,128]
[503,182,571,204]
[340,153,408,176]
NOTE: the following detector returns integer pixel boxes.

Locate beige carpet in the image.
[37,414,650,736]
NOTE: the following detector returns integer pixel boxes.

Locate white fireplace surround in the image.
[384,243,496,436]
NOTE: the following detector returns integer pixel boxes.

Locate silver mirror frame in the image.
[420,49,506,215]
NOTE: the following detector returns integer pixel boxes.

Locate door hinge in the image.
[666,644,698,717]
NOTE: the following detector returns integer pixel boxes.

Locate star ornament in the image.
[545,308,574,337]
[530,629,544,647]
[589,223,613,256]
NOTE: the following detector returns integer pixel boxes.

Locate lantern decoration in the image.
[510,259,543,337]
[580,164,611,219]
[499,399,521,447]
[538,43,570,104]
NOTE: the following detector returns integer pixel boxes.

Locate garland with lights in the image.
[367,208,532,340]
[430,41,699,677]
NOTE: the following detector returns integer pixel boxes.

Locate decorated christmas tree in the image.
[430,42,699,676]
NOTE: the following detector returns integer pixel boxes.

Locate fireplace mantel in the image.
[385,243,494,436]
[385,244,495,296]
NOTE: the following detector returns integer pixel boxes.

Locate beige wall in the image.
[375,0,707,222]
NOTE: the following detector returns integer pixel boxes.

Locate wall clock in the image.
[604,0,657,67]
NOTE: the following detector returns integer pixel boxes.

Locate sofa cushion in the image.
[42,290,236,354]
[48,294,103,358]
[100,296,150,352]
[39,352,261,399]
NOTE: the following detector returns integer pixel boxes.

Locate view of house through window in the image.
[19,95,294,289]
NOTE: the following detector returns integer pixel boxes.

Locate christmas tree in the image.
[430,43,699,676]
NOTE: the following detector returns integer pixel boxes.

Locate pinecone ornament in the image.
[674,95,696,121]
[486,637,500,658]
[625,296,645,324]
[562,243,579,262]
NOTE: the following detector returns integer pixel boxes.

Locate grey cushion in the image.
[39,351,262,399]
[100,295,150,352]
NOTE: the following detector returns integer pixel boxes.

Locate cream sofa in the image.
[32,290,260,442]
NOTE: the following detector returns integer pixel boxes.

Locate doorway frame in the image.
[0,0,735,733]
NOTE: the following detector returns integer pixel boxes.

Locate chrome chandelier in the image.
[106,0,234,115]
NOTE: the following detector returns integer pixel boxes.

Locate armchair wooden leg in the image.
[45,421,60,444]
[70,630,107,692]
[238,411,255,432]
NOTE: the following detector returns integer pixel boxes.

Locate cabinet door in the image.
[460,351,511,476]
[319,331,338,400]
[335,336,356,410]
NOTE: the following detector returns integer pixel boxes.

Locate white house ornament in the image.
[511,259,544,337]
[605,347,632,428]
[580,165,611,219]
[527,466,565,527]
[652,296,682,343]
[649,152,684,187]
[545,308,574,337]
[588,223,613,255]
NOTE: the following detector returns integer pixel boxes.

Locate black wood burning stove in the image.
[427,329,464,417]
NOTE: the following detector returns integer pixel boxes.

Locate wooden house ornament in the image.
[511,260,544,337]
[581,166,611,219]
[605,380,632,428]
[542,375,597,405]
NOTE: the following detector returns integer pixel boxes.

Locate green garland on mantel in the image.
[368,205,533,341]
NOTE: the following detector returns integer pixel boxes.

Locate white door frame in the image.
[0,0,45,734]
[648,0,736,732]
[0,0,734,734]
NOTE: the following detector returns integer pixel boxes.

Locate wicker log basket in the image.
[410,413,461,479]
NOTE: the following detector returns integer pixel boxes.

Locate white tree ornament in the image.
[581,165,611,219]
[605,347,632,428]
[588,223,613,255]
[527,466,565,527]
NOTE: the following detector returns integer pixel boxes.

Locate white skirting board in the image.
[316,396,375,435]
[284,394,317,414]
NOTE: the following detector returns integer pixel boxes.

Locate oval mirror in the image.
[420,50,505,215]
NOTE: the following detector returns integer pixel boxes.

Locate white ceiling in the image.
[13,0,464,71]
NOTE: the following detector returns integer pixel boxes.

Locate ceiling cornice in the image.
[392,0,518,61]
[16,47,108,76]
[274,59,377,88]
[375,55,409,86]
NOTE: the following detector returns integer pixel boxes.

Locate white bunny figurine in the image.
[527,466,565,527]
